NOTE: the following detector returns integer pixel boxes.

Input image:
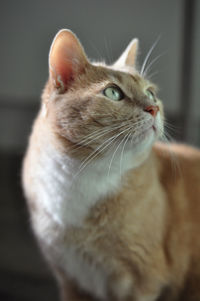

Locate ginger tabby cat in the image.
[22,29,200,301]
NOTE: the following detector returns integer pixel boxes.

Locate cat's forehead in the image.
[108,69,141,87]
[92,64,153,96]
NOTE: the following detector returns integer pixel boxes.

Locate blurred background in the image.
[0,0,199,300]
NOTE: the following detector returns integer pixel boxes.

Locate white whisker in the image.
[146,70,160,80]
[71,123,128,152]
[143,52,166,77]
[160,131,182,177]
[120,132,132,176]
[140,35,161,76]
[107,126,133,178]
[72,119,144,152]
[74,126,133,180]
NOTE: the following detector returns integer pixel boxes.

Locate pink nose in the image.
[144,105,159,117]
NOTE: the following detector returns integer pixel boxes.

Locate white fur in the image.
[33,127,155,228]
[34,144,137,227]
[62,247,108,299]
[30,121,157,299]
[31,141,139,299]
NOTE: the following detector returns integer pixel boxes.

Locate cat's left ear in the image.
[114,38,139,68]
[49,29,89,91]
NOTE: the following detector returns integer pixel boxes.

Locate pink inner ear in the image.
[50,46,73,88]
[49,30,87,90]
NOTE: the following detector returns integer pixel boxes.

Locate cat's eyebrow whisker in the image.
[104,37,114,65]
[88,39,104,62]
[140,35,161,76]
[146,70,160,80]
[143,51,166,77]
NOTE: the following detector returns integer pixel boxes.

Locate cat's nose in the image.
[144,105,159,117]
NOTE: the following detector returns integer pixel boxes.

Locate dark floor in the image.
[0,153,58,301]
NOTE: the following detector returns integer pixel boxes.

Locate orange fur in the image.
[22,30,200,301]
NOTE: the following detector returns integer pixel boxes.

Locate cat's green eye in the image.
[103,86,124,101]
[145,89,155,101]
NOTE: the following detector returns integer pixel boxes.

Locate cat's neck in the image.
[30,119,151,228]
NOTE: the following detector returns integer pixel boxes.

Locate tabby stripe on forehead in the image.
[130,74,140,83]
[112,73,124,84]
[114,73,139,85]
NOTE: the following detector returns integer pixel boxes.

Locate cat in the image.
[22,29,200,301]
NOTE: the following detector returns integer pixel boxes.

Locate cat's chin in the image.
[107,128,157,171]
[126,126,157,154]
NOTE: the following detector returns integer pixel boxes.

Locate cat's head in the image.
[42,29,164,164]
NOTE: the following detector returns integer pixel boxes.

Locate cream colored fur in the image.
[22,30,200,301]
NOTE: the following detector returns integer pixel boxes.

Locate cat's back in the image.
[153,143,200,296]
[154,142,200,253]
[154,142,200,201]
[154,142,200,183]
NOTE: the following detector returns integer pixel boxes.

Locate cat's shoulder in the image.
[153,142,200,160]
[153,142,200,179]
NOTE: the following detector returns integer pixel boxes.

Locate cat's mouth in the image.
[128,123,158,147]
[137,125,154,139]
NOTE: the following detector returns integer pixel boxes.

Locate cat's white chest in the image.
[35,146,134,227]
[31,145,138,299]
[62,247,108,299]
[29,143,155,300]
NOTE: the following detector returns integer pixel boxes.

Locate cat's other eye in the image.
[145,89,156,101]
[103,85,124,101]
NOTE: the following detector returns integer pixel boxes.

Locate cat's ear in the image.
[49,29,89,91]
[114,38,139,68]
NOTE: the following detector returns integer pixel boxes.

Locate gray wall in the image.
[0,0,199,151]
[187,0,200,143]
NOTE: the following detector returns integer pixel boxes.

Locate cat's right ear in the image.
[114,38,139,68]
[49,29,89,91]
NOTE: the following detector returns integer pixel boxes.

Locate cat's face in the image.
[43,30,164,161]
